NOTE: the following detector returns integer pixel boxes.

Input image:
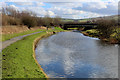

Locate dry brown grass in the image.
[0,26,47,34]
[1,26,29,34]
[30,26,47,30]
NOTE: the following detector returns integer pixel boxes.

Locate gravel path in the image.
[0,31,44,51]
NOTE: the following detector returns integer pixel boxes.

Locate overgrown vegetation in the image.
[96,19,118,39]
[2,7,64,29]
[82,19,120,43]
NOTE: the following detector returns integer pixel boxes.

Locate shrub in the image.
[96,19,117,38]
[22,16,37,29]
[8,17,22,25]
[2,14,22,25]
[2,14,8,25]
[53,16,61,26]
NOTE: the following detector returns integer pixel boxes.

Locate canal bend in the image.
[35,31,119,78]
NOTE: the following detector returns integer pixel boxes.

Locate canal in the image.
[35,31,119,78]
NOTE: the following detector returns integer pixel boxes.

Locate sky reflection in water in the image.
[35,32,118,78]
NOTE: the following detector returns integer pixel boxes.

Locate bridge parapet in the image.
[63,23,97,30]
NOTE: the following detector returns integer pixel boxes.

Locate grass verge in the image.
[2,28,65,78]
[81,29,99,38]
[81,28,120,44]
[1,29,46,41]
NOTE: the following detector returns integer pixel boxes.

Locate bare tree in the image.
[21,11,37,29]
[96,19,117,38]
[53,16,61,26]
[43,15,53,30]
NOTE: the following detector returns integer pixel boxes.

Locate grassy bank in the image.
[81,28,120,44]
[81,29,99,38]
[67,28,78,30]
[2,27,65,78]
[1,27,65,42]
[1,29,46,41]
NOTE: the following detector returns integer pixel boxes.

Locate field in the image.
[62,19,89,23]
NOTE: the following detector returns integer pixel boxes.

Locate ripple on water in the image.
[35,32,118,78]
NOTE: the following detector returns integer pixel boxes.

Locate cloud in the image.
[22,6,55,17]
[85,2,108,9]
[36,2,45,6]
[1,0,119,2]
[48,3,106,19]
[8,4,19,10]
[49,6,84,15]
[25,7,46,16]
[1,1,119,19]
[14,2,34,6]
[49,2,82,8]
[13,2,45,6]
[0,2,7,8]
[74,2,118,15]
[48,10,55,16]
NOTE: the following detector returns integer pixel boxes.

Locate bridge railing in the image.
[63,23,97,30]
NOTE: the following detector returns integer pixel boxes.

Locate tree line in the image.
[2,7,64,29]
[1,7,120,42]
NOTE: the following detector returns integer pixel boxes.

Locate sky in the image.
[0,0,119,19]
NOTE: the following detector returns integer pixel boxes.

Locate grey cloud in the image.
[74,2,118,15]
[14,2,34,6]
[1,0,119,2]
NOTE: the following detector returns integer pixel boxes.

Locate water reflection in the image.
[35,32,118,78]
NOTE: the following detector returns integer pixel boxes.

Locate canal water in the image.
[35,32,119,78]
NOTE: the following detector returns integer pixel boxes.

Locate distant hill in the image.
[62,15,119,23]
[90,15,118,21]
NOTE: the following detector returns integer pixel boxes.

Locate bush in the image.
[8,17,22,25]
[22,16,37,28]
[96,19,117,38]
[53,16,61,26]
[2,14,22,25]
[36,17,45,26]
[2,14,8,25]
